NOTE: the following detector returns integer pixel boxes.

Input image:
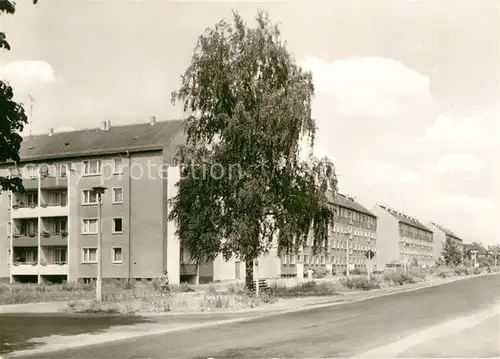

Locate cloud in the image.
[436,153,485,174]
[431,194,497,215]
[366,162,422,185]
[419,114,497,150]
[301,56,432,118]
[0,60,57,90]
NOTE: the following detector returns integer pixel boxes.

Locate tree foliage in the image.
[169,11,338,289]
[0,0,33,193]
[442,237,462,266]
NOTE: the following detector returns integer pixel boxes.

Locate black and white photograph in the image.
[0,0,498,358]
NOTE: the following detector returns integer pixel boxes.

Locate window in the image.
[21,219,37,236]
[27,192,38,206]
[113,158,123,174]
[53,191,67,205]
[82,219,98,234]
[83,159,101,175]
[25,165,37,179]
[303,255,308,263]
[8,167,19,178]
[289,254,295,264]
[112,247,123,263]
[112,218,123,233]
[54,248,67,263]
[82,190,97,205]
[57,163,67,177]
[82,248,97,263]
[112,187,123,204]
[282,255,288,265]
[53,218,67,234]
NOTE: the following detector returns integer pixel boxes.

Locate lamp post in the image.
[92,186,107,301]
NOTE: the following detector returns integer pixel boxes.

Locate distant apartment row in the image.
[0,119,465,284]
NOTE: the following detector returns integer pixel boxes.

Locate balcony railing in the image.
[12,202,38,209]
[13,261,38,266]
[41,202,67,208]
[40,261,67,266]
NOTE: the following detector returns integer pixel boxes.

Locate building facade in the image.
[428,222,464,264]
[0,119,232,285]
[251,193,378,279]
[371,205,434,269]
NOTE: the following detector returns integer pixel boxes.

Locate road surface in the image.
[6,274,500,358]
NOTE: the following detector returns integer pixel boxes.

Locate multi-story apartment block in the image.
[371,205,434,269]
[252,193,378,279]
[0,119,233,285]
[428,222,463,263]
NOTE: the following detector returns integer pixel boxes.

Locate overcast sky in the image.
[1,1,498,246]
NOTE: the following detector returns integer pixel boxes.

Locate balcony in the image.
[40,175,68,189]
[39,202,69,217]
[12,233,38,247]
[40,231,68,246]
[21,178,38,190]
[39,262,68,275]
[11,203,39,219]
[11,261,39,275]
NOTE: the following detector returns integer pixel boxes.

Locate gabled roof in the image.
[430,222,463,241]
[378,205,432,233]
[328,192,376,218]
[10,120,185,163]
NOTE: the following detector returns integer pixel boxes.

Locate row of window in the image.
[330,240,372,251]
[331,223,376,239]
[335,206,376,224]
[14,191,67,207]
[82,247,123,264]
[15,218,67,236]
[399,223,432,239]
[13,218,122,236]
[82,187,123,205]
[82,218,123,234]
[11,248,123,265]
[283,254,370,266]
[8,158,124,178]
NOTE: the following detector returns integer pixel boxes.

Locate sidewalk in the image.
[0,272,494,316]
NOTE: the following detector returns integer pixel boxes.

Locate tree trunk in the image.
[245,258,254,292]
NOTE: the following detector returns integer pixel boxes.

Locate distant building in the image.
[252,193,378,279]
[428,222,464,263]
[370,205,434,269]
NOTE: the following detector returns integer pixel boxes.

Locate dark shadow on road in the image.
[0,313,151,355]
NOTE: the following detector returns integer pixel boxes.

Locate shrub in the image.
[179,282,195,292]
[270,280,338,297]
[341,277,380,291]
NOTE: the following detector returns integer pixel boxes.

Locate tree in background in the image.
[442,237,462,267]
[0,0,34,193]
[169,11,337,291]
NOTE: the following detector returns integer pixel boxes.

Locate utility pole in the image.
[28,95,35,136]
[92,186,107,301]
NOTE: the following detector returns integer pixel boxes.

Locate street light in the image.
[92,186,107,301]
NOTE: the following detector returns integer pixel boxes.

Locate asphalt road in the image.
[9,274,499,358]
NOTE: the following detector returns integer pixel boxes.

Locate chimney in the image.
[48,128,54,136]
[150,116,156,126]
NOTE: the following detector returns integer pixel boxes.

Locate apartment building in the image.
[428,222,464,263]
[371,205,434,269]
[249,193,378,279]
[0,118,232,285]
